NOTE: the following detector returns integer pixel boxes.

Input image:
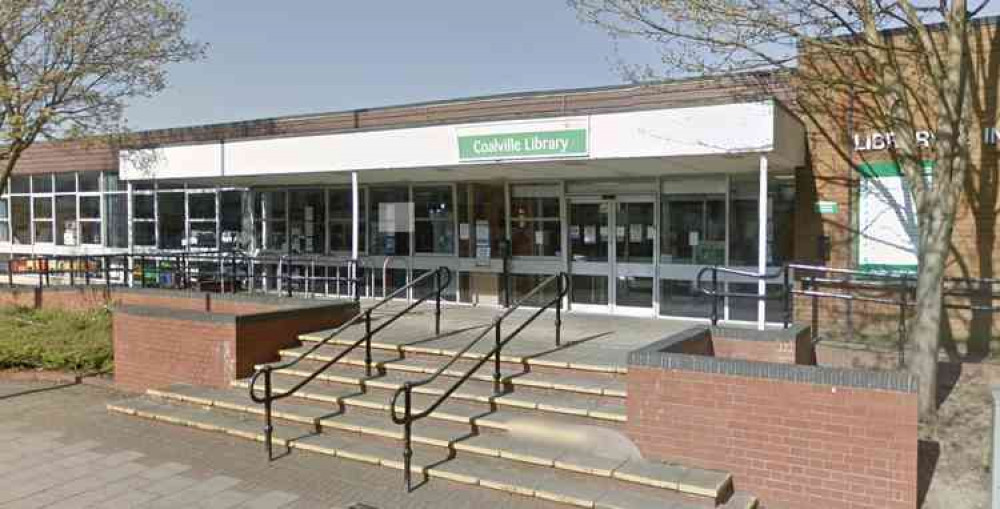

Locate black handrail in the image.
[695,265,791,328]
[388,271,569,491]
[247,266,452,460]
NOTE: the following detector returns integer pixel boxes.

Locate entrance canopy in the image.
[120,100,806,186]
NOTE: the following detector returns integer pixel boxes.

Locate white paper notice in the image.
[616,226,626,241]
[689,231,700,247]
[535,230,545,245]
[629,224,643,243]
[459,223,470,240]
[584,226,596,245]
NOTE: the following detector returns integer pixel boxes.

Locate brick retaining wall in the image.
[627,327,918,509]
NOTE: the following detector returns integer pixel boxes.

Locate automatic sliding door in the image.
[569,201,609,310]
[614,200,655,314]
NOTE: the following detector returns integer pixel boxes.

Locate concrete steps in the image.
[280,342,628,397]
[266,358,627,422]
[109,392,754,508]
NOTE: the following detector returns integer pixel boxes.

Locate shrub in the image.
[0,306,112,373]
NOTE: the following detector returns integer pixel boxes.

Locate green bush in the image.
[0,306,112,373]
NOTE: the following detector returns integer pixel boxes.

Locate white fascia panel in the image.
[120,143,222,180]
[591,101,775,159]
[121,101,779,181]
[223,125,459,177]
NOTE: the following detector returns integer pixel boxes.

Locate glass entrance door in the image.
[569,197,655,315]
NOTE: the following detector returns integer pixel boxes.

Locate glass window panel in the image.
[263,221,287,251]
[104,194,128,248]
[0,223,9,243]
[32,197,52,219]
[78,172,100,192]
[369,187,410,255]
[134,222,155,246]
[56,196,77,246]
[413,187,452,220]
[188,222,217,249]
[660,280,713,318]
[9,176,30,194]
[103,173,125,192]
[572,275,609,306]
[328,189,352,219]
[570,202,608,262]
[413,186,454,254]
[80,196,101,219]
[260,191,286,220]
[415,219,454,254]
[511,220,560,257]
[133,194,154,219]
[220,191,244,249]
[0,198,6,220]
[729,199,758,266]
[11,197,30,244]
[617,277,654,308]
[289,189,324,254]
[470,183,505,259]
[80,222,101,245]
[31,175,52,193]
[328,189,365,252]
[55,173,76,193]
[188,193,216,219]
[34,221,53,243]
[616,202,654,264]
[157,193,185,249]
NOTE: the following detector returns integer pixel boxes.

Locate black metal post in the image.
[264,368,274,461]
[494,319,502,392]
[140,257,146,288]
[782,266,791,329]
[44,261,50,287]
[7,262,13,287]
[810,277,819,343]
[70,261,76,286]
[403,384,413,492]
[38,262,43,288]
[285,264,292,298]
[103,256,111,290]
[434,269,442,336]
[85,257,92,285]
[365,311,373,377]
[123,255,130,287]
[710,268,719,326]
[555,274,563,347]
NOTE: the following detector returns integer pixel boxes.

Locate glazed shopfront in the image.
[112,97,804,325]
[1,83,805,326]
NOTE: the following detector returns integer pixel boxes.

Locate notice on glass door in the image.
[584,226,596,245]
[629,224,643,243]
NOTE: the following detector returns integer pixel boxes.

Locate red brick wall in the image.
[113,312,236,392]
[627,366,918,509]
[234,305,355,377]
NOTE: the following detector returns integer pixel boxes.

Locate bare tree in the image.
[571,0,992,418]
[0,0,204,194]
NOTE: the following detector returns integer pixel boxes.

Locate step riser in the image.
[279,350,627,398]
[262,371,626,423]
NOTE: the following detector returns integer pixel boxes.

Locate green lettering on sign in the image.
[815,201,839,214]
[458,129,588,161]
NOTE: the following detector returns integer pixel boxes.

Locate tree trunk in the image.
[908,204,955,420]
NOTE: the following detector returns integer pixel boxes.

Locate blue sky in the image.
[124,1,659,130]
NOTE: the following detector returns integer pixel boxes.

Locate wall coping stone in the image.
[709,323,809,341]
[0,285,346,310]
[113,298,357,325]
[629,326,918,393]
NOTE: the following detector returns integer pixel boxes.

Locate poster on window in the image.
[378,202,414,233]
[858,162,924,273]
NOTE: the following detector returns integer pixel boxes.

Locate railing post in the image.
[7,262,13,287]
[494,319,502,392]
[70,261,76,286]
[365,311,373,377]
[711,268,719,326]
[44,261,50,287]
[434,269,442,336]
[898,280,908,369]
[286,263,292,298]
[103,256,111,290]
[403,384,413,492]
[555,274,563,347]
[264,367,274,461]
[38,262,43,288]
[810,276,819,343]
[783,266,791,329]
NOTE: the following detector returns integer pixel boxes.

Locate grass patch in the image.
[0,306,112,373]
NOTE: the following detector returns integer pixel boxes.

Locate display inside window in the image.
[133,222,155,246]
[104,194,128,248]
[55,173,76,193]
[188,193,216,219]
[510,189,561,257]
[289,190,324,254]
[9,176,29,194]
[328,189,365,252]
[79,196,101,219]
[157,192,184,249]
[10,197,29,244]
[369,187,410,255]
[80,222,101,245]
[219,191,244,250]
[661,196,725,265]
[78,172,100,192]
[414,186,454,254]
[134,194,154,219]
[55,196,77,246]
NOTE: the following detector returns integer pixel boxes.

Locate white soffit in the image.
[120,101,785,181]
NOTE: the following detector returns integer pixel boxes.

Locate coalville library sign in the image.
[853,126,1000,152]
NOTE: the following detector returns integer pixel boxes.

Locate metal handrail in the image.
[695,265,791,328]
[247,266,452,460]
[388,271,569,491]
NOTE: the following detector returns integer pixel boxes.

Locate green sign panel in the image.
[815,201,839,214]
[458,129,588,161]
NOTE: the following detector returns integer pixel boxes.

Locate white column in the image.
[757,154,768,330]
[351,172,360,295]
